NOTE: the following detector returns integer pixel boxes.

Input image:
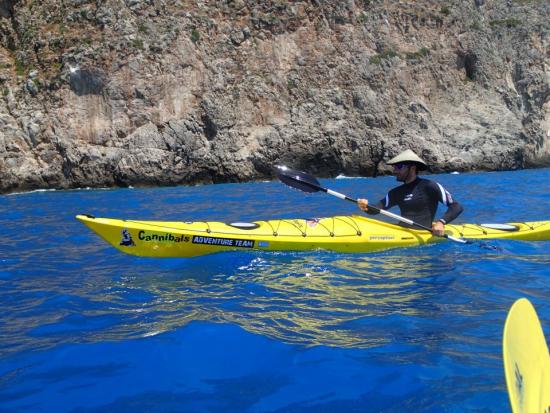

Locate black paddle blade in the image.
[274,165,322,193]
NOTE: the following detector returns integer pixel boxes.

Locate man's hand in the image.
[357,198,369,212]
[432,221,445,236]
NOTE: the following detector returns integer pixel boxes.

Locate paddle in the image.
[503,298,550,413]
[274,165,467,244]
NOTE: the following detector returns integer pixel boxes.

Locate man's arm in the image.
[438,201,464,225]
[431,182,464,236]
[430,181,464,224]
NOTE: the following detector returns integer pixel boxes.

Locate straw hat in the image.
[386,149,428,170]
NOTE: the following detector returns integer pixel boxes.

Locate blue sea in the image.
[1,168,548,413]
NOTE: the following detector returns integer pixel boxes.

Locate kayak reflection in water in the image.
[358,149,464,236]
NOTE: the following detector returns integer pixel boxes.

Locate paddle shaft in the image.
[325,188,429,230]
[301,179,465,243]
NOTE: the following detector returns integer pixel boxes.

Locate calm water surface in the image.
[0,169,549,412]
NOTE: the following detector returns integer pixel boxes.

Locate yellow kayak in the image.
[503,298,550,413]
[76,214,550,258]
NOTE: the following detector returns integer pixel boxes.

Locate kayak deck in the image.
[76,214,550,258]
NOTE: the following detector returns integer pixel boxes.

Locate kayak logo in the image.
[192,235,254,248]
[138,231,187,243]
[120,229,135,247]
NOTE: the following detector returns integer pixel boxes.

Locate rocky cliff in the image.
[0,0,549,193]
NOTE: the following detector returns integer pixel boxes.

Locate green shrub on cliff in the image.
[191,28,200,43]
[405,47,430,60]
[132,38,144,49]
[489,18,521,28]
[15,58,28,76]
[138,22,148,34]
[370,49,397,64]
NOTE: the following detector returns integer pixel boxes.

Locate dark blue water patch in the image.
[0,317,502,412]
[0,322,290,412]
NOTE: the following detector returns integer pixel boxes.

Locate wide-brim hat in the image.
[386,149,428,170]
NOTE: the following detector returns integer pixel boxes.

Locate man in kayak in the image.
[357,149,463,236]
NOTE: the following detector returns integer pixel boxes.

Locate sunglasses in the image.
[393,163,410,170]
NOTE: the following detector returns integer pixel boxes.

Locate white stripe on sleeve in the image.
[437,183,448,204]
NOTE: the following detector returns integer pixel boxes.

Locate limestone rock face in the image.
[0,0,548,192]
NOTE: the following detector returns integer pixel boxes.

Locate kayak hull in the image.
[76,214,550,258]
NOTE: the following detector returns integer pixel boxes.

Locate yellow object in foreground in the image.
[76,214,550,258]
[503,298,550,413]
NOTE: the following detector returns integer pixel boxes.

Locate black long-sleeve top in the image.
[366,177,464,228]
